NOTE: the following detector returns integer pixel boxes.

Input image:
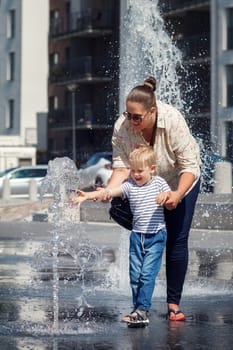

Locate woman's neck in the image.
[141,114,156,143]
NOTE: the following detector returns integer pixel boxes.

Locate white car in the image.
[95,163,113,188]
[77,152,112,189]
[0,165,48,196]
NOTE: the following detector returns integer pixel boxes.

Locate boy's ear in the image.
[151,164,156,173]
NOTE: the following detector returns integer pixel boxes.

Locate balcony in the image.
[48,104,112,129]
[49,56,112,85]
[50,9,113,39]
[160,0,210,14]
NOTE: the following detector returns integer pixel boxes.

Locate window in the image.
[7,52,15,81]
[226,121,233,162]
[7,9,15,38]
[49,52,59,66]
[9,168,47,179]
[6,99,14,129]
[50,9,60,35]
[227,8,233,50]
[49,96,58,111]
[226,65,233,107]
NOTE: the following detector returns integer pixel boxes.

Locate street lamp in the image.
[67,84,77,163]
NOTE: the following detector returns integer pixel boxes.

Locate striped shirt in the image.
[121,176,171,234]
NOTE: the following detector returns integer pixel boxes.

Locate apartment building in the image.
[2,0,230,170]
[159,0,233,160]
[0,0,49,171]
[48,0,120,166]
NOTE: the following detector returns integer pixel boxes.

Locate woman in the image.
[105,76,201,321]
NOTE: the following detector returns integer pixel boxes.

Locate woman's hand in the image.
[164,191,182,210]
[95,187,112,202]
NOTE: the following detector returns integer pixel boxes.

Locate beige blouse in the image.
[112,100,201,191]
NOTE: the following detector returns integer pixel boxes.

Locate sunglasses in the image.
[123,111,147,122]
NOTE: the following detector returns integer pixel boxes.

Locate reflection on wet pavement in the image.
[0,222,232,349]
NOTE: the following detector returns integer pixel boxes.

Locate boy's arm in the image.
[70,187,123,205]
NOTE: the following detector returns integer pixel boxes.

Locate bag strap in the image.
[149,108,158,147]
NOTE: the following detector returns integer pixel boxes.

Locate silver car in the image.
[0,165,48,196]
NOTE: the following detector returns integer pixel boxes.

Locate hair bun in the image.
[144,76,156,92]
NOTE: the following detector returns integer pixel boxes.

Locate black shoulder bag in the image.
[109,114,158,230]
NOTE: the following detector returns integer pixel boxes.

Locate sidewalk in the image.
[0,193,233,231]
[0,197,52,222]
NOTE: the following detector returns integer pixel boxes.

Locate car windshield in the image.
[0,168,17,177]
[83,153,112,168]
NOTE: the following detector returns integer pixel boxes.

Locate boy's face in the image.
[130,163,155,186]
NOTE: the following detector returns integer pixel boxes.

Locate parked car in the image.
[0,165,48,196]
[95,162,113,188]
[77,152,112,189]
[0,167,17,177]
[77,149,232,193]
[200,151,233,192]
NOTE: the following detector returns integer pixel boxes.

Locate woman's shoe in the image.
[167,308,185,321]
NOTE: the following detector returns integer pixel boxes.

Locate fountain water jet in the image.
[119,0,184,112]
[38,157,104,333]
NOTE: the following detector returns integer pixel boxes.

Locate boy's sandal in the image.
[167,308,185,321]
[121,311,137,323]
[122,310,149,324]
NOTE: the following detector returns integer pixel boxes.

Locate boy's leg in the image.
[129,231,144,308]
[164,180,200,308]
[135,229,167,311]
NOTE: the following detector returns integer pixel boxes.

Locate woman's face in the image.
[125,101,155,131]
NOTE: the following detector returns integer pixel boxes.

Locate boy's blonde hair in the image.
[129,144,156,168]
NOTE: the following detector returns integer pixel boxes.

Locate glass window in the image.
[49,96,58,111]
[50,9,60,35]
[10,170,27,179]
[226,121,233,162]
[24,169,47,177]
[227,8,233,50]
[7,52,15,81]
[226,65,233,107]
[7,9,15,38]
[49,52,59,66]
[10,168,47,179]
[6,99,14,129]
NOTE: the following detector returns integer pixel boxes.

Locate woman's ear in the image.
[150,106,156,114]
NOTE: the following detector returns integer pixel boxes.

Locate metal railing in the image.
[50,9,113,38]
[49,56,112,84]
[160,0,210,12]
[177,32,210,60]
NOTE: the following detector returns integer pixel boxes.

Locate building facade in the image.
[0,0,49,171]
[159,0,233,160]
[48,0,120,166]
[1,0,231,171]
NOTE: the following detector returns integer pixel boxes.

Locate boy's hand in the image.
[156,191,170,206]
[163,190,182,210]
[69,190,87,206]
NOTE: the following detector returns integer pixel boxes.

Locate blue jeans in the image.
[164,179,200,305]
[129,229,167,311]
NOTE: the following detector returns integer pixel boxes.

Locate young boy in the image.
[71,144,170,326]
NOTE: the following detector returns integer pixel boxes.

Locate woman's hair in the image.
[129,144,156,169]
[126,76,157,110]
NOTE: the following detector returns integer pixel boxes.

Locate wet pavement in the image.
[0,221,232,349]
